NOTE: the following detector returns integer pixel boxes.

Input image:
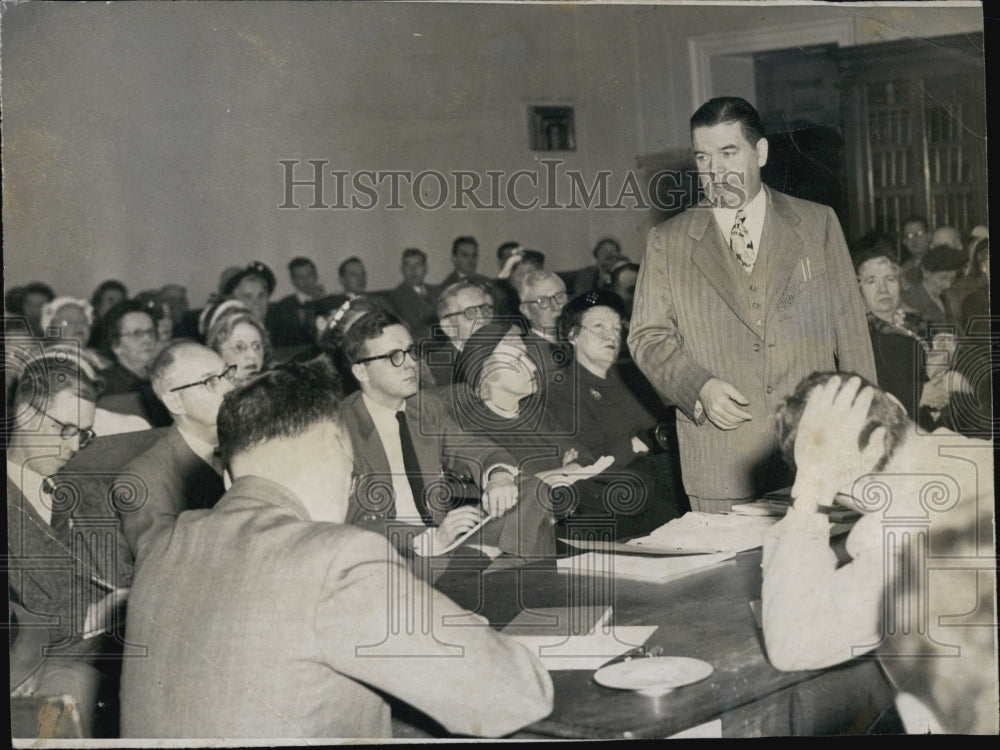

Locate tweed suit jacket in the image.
[117,425,225,565]
[120,476,553,738]
[628,187,876,499]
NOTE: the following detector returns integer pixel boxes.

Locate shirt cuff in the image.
[484,463,518,484]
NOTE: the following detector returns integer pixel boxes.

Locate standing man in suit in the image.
[117,341,234,565]
[629,96,876,512]
[386,248,438,345]
[268,257,326,347]
[120,360,553,739]
[340,310,554,559]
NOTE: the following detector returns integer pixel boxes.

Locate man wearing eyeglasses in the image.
[514,270,570,387]
[425,279,495,387]
[8,354,103,731]
[339,310,554,562]
[117,341,236,565]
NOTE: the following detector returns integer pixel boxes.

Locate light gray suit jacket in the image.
[120,475,553,739]
[628,187,876,499]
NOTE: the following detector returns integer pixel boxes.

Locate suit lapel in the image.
[761,188,807,322]
[690,208,757,334]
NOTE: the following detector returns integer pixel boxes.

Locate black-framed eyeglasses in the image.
[169,364,238,393]
[440,302,494,321]
[524,292,569,310]
[40,411,96,448]
[355,344,419,367]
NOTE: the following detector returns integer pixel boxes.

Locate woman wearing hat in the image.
[901,244,967,325]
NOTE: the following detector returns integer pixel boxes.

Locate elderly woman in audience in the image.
[854,248,971,431]
[950,236,990,332]
[546,291,686,539]
[207,308,271,384]
[98,299,172,427]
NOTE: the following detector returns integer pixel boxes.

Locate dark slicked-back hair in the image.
[402,247,427,264]
[217,359,343,464]
[690,96,766,146]
[288,256,316,274]
[452,235,478,255]
[342,309,405,365]
[774,371,910,475]
[338,256,364,278]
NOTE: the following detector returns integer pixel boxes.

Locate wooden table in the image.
[420,549,896,739]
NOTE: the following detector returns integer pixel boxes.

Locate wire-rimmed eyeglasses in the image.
[169,364,238,393]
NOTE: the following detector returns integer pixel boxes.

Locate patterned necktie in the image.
[396,411,430,522]
[730,209,756,273]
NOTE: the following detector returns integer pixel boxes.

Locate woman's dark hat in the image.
[921,245,966,272]
[454,320,525,390]
[222,261,277,297]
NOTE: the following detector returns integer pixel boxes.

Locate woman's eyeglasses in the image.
[440,302,494,321]
[40,411,96,448]
[225,340,263,355]
[354,345,419,367]
[170,364,238,393]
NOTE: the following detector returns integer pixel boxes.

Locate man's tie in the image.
[730,209,756,273]
[396,411,431,521]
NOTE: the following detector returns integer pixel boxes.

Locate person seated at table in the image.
[98,299,172,427]
[340,310,554,559]
[854,248,972,431]
[762,372,996,732]
[424,279,494,387]
[450,321,607,527]
[8,351,105,736]
[119,360,553,739]
[117,341,234,566]
[547,291,687,539]
[206,307,271,384]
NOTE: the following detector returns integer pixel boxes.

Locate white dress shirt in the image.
[8,459,52,525]
[361,393,425,526]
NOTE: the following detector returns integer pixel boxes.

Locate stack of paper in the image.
[557,550,736,583]
[502,606,658,671]
[628,512,779,554]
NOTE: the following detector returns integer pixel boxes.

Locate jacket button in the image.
[766,386,774,394]
[749,284,756,292]
[753,343,761,352]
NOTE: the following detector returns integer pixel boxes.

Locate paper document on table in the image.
[504,614,657,671]
[412,514,494,557]
[559,537,717,556]
[502,605,613,637]
[557,550,736,583]
[629,511,778,553]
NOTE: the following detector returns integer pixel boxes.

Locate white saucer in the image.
[594,656,713,697]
